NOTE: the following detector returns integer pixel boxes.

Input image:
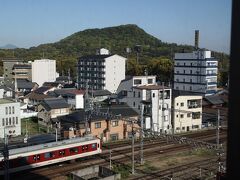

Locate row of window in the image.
[95,120,119,129]
[175,86,193,91]
[176,112,201,119]
[175,125,200,131]
[2,117,19,126]
[5,106,15,115]
[175,62,217,67]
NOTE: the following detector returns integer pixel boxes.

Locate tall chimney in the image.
[195,30,199,50]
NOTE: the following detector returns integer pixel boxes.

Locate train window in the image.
[82,146,85,151]
[98,144,99,148]
[70,147,78,153]
[44,152,50,159]
[33,155,37,161]
[37,155,40,160]
[92,143,97,149]
[59,150,65,156]
[85,145,88,150]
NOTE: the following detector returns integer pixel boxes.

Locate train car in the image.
[0,135,102,175]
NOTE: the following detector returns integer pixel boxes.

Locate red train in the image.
[0,135,102,175]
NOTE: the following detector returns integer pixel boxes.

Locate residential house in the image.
[59,104,139,141]
[172,90,203,133]
[37,98,70,126]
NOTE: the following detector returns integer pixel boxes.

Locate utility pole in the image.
[162,82,165,134]
[109,148,112,170]
[131,119,135,175]
[140,107,144,165]
[55,122,58,142]
[217,109,220,148]
[3,127,9,180]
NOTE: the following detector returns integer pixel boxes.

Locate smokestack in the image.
[195,30,199,50]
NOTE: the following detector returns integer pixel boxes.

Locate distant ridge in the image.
[0,44,18,49]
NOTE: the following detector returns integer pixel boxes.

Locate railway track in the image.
[8,129,227,180]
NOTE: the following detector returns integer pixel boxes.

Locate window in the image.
[183,70,185,74]
[148,79,153,84]
[59,150,65,156]
[176,103,179,106]
[138,105,140,110]
[9,118,11,125]
[95,122,101,128]
[187,113,191,117]
[180,114,184,118]
[12,117,15,125]
[182,127,185,130]
[6,118,8,126]
[190,79,192,83]
[192,125,199,129]
[112,120,118,127]
[110,134,118,141]
[192,112,201,119]
[70,147,78,153]
[181,103,184,106]
[92,143,97,149]
[2,118,4,126]
[190,86,192,90]
[12,106,14,114]
[134,79,142,85]
[191,63,193,66]
[9,107,11,114]
[133,102,135,107]
[16,117,18,124]
[183,78,185,82]
[138,92,141,98]
[5,107,8,115]
[190,70,192,74]
[176,115,178,118]
[133,91,136,97]
[152,93,155,98]
[184,63,186,66]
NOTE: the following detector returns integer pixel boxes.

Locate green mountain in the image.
[0,24,229,85]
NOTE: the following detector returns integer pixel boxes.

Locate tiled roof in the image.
[17,79,35,89]
[34,86,53,94]
[59,104,138,123]
[41,98,69,111]
[89,89,111,96]
[24,92,52,100]
[204,95,224,105]
[43,82,62,87]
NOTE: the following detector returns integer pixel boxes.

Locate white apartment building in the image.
[0,99,21,138]
[117,75,157,103]
[173,95,202,133]
[77,49,126,93]
[131,85,172,133]
[174,50,218,96]
[32,59,57,86]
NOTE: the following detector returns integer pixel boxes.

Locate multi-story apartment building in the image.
[0,98,21,138]
[77,49,126,93]
[12,63,32,81]
[32,59,57,86]
[174,50,218,96]
[173,93,202,133]
[1,58,24,82]
[131,85,172,133]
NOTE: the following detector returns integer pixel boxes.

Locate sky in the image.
[0,0,231,54]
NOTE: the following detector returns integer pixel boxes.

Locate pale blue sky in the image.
[0,0,231,54]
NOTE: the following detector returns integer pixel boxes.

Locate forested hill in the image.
[0,24,229,85]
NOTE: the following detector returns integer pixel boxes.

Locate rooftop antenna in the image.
[195,30,199,50]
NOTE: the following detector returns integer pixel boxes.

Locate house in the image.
[77,48,126,93]
[116,75,157,103]
[15,79,38,97]
[37,98,70,126]
[59,104,139,141]
[20,103,38,119]
[88,89,112,103]
[172,90,203,133]
[130,84,172,134]
[0,98,21,138]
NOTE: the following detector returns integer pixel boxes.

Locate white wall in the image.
[105,55,126,93]
[173,95,202,133]
[0,101,21,138]
[32,59,56,86]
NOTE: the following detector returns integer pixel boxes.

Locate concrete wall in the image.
[32,59,56,86]
[105,55,126,93]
